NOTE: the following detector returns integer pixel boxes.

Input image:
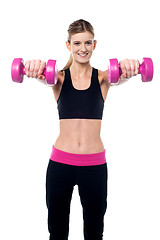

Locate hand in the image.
[119,59,140,80]
[25,59,46,80]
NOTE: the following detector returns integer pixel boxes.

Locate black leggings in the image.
[46,160,108,240]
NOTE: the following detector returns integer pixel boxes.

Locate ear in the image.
[93,40,97,50]
[66,41,71,52]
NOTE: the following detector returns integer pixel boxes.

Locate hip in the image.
[50,145,106,166]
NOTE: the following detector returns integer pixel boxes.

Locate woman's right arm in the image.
[25,59,47,82]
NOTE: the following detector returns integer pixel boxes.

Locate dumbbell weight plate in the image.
[45,60,58,85]
[11,58,25,83]
[108,58,119,84]
[141,58,153,82]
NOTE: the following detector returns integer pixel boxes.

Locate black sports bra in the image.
[57,67,104,119]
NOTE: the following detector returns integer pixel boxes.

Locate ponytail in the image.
[61,54,73,71]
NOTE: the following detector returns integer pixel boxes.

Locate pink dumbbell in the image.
[108,58,154,84]
[11,58,58,85]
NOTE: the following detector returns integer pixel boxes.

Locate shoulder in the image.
[97,69,110,87]
[52,70,65,91]
[57,70,65,85]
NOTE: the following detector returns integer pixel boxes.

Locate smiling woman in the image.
[46,19,109,240]
[22,18,141,240]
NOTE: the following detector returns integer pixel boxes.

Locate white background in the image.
[0,0,160,239]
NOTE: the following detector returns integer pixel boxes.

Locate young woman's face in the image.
[66,31,97,64]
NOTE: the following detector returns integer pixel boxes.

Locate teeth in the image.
[79,53,88,56]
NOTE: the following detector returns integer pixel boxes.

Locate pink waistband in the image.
[50,145,106,166]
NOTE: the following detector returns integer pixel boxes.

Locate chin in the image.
[78,60,90,65]
[77,58,91,64]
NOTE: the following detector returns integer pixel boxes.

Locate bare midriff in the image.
[54,119,105,154]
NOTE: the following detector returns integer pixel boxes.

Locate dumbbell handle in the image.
[22,65,47,78]
[119,62,144,76]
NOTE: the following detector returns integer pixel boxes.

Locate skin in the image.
[25,31,140,154]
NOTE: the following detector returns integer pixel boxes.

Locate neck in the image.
[70,61,92,77]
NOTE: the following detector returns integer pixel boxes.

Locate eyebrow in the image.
[73,40,93,43]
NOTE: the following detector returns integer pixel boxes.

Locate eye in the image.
[74,42,80,46]
[86,41,92,45]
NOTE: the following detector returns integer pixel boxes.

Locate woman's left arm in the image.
[104,59,140,86]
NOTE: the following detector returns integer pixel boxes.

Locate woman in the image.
[25,19,140,240]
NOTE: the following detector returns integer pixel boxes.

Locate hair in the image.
[61,19,95,71]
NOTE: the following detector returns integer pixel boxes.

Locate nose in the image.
[80,43,87,52]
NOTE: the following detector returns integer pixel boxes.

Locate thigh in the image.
[78,163,108,213]
[46,160,75,207]
[46,160,75,238]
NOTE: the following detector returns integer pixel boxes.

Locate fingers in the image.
[37,61,46,80]
[25,59,46,79]
[25,60,30,77]
[30,60,36,78]
[135,60,140,75]
[119,59,140,80]
[119,61,127,80]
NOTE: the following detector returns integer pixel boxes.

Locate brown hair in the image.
[61,19,95,71]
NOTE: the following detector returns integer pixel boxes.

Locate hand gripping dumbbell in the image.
[108,58,154,84]
[11,58,58,85]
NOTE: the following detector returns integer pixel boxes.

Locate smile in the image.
[78,53,88,57]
